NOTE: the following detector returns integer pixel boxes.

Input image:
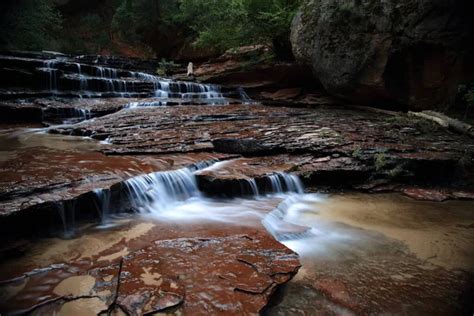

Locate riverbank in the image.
[0,51,473,314]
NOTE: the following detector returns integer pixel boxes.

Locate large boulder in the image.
[291,0,474,110]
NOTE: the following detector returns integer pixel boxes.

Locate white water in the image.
[94,188,111,224]
[43,60,58,91]
[126,167,200,214]
[267,172,305,194]
[124,159,218,214]
[37,56,251,104]
[262,193,322,241]
[122,159,315,243]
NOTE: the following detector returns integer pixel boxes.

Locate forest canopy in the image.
[0,0,301,59]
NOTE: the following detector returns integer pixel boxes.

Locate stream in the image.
[1,129,473,315]
[1,52,473,315]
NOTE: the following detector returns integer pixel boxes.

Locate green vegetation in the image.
[384,114,439,134]
[0,0,300,58]
[0,0,63,51]
[374,152,388,172]
[156,59,179,76]
[112,0,301,57]
[352,146,363,159]
[180,0,300,55]
[112,0,162,44]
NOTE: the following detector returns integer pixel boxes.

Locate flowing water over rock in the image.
[1,188,473,315]
[0,53,251,105]
[264,193,474,315]
[1,51,473,315]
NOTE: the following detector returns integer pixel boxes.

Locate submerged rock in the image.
[0,217,300,315]
[291,0,474,110]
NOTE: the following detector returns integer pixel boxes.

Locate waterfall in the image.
[248,178,260,196]
[57,200,77,238]
[94,188,111,224]
[125,159,218,214]
[72,63,88,91]
[262,192,318,242]
[125,168,200,214]
[267,172,304,194]
[129,71,226,102]
[43,60,58,91]
[35,56,250,102]
[61,108,91,123]
[96,66,118,79]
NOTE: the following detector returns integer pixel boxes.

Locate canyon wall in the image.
[291,0,474,110]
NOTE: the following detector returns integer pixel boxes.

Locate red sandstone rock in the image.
[401,187,450,202]
[0,233,300,315]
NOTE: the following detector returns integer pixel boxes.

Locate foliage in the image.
[352,146,363,159]
[1,0,301,58]
[385,115,439,134]
[0,0,63,51]
[156,59,179,76]
[178,0,301,53]
[61,14,112,54]
[111,0,300,55]
[374,152,388,172]
[465,90,474,105]
[112,0,172,44]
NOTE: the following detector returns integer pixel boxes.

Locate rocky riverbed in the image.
[0,51,473,315]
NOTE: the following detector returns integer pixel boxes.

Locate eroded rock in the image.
[291,0,474,110]
[0,225,301,315]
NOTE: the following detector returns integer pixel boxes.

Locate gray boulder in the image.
[291,0,474,110]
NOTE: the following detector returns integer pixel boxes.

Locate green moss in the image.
[388,165,405,178]
[352,146,363,159]
[384,115,439,133]
[156,59,179,76]
[374,152,388,172]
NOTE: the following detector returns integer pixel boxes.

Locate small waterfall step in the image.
[0,53,252,104]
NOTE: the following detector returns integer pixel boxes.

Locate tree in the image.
[0,0,63,51]
[178,0,301,58]
[112,0,161,44]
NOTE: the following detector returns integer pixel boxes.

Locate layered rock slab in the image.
[117,235,299,315]
[51,104,474,190]
[0,218,300,315]
[0,144,226,217]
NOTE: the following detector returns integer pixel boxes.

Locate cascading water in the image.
[34,56,251,103]
[248,178,260,196]
[267,172,304,194]
[57,200,77,238]
[74,63,89,91]
[96,66,118,79]
[260,173,321,241]
[43,60,58,91]
[125,167,200,214]
[58,108,92,124]
[126,101,167,108]
[94,188,111,224]
[125,160,218,214]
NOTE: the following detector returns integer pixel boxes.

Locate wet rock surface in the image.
[0,137,227,217]
[1,193,473,315]
[1,50,474,315]
[52,104,474,195]
[264,193,474,315]
[0,204,300,315]
[0,119,229,221]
